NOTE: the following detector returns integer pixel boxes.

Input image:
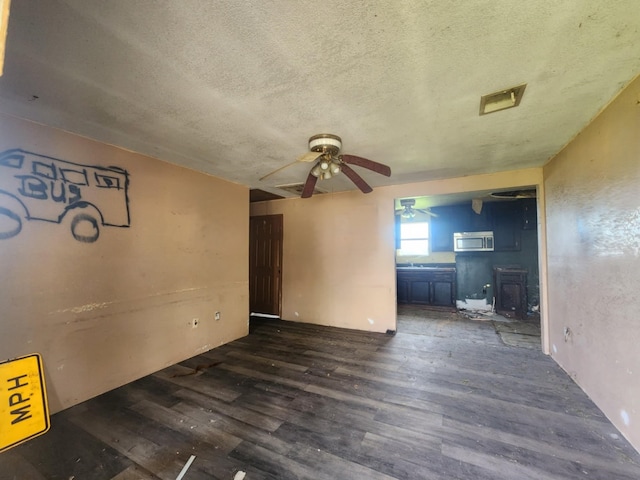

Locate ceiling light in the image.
[312,158,342,179]
[309,134,342,154]
[311,164,322,177]
[479,84,527,115]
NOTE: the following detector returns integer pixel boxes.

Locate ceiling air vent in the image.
[276,182,325,196]
[480,84,527,115]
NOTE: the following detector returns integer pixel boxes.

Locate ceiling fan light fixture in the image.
[479,84,527,115]
[309,134,342,155]
[401,209,415,219]
[310,164,322,177]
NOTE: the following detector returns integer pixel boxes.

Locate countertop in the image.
[396,266,456,271]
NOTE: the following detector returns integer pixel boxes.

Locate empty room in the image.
[1,1,640,479]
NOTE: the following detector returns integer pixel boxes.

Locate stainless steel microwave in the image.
[453,231,494,252]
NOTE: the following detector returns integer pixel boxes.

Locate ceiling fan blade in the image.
[301,172,318,198]
[259,160,299,181]
[416,208,438,217]
[340,163,373,194]
[341,154,391,177]
[297,151,323,163]
[260,152,324,182]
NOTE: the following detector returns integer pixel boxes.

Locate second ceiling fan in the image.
[260,134,391,198]
[395,198,438,218]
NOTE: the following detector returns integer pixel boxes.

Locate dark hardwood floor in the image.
[2,308,640,479]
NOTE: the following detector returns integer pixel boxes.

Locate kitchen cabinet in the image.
[429,199,535,252]
[489,202,522,251]
[430,205,469,252]
[468,206,493,231]
[396,267,456,307]
[494,267,528,319]
[522,198,537,230]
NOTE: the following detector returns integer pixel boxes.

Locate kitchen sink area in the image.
[396,264,456,308]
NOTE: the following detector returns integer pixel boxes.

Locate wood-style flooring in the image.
[2,307,640,479]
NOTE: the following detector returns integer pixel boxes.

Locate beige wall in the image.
[0,114,249,413]
[251,168,543,334]
[543,75,640,450]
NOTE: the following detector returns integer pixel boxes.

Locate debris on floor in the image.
[234,471,247,480]
[460,309,499,321]
[493,321,541,349]
[175,455,196,480]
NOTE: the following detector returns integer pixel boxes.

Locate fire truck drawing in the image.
[0,149,130,243]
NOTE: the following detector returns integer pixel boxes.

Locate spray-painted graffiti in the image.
[0,149,130,243]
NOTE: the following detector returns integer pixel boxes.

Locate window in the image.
[398,221,429,255]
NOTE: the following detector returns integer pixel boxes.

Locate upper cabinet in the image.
[430,205,470,251]
[430,199,535,252]
[491,202,522,251]
[522,198,537,230]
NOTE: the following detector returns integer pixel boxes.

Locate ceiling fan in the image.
[259,134,391,198]
[395,199,438,218]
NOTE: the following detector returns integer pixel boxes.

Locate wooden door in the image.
[249,215,283,316]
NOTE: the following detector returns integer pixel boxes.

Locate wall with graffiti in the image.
[0,148,130,242]
[0,113,249,413]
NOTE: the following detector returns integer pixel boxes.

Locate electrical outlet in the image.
[214,311,221,321]
[191,318,199,328]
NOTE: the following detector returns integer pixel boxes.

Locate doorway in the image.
[394,190,543,338]
[249,214,283,317]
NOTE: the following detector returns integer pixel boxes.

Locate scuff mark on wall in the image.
[49,286,212,317]
[195,344,212,353]
[621,410,631,426]
[52,301,112,315]
[147,286,211,297]
[70,302,111,314]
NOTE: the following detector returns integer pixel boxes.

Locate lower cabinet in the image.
[493,267,528,319]
[397,268,456,307]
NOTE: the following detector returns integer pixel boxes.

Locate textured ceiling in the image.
[1,1,639,197]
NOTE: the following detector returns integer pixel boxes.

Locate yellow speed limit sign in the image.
[0,353,50,452]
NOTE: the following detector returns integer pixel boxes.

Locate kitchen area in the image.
[395,193,540,321]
